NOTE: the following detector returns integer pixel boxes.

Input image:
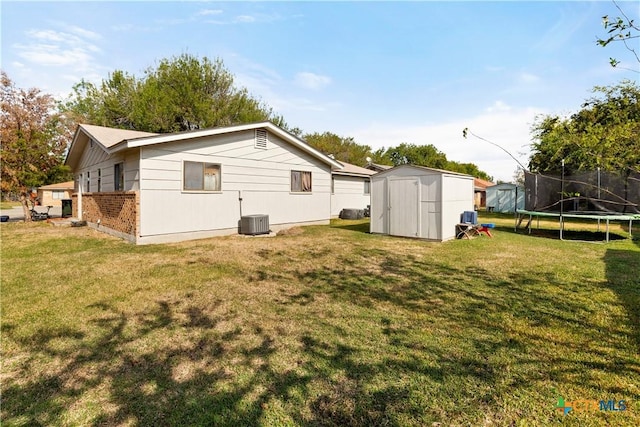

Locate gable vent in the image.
[255,129,268,149]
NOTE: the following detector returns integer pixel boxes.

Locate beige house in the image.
[37,181,74,207]
[65,122,344,244]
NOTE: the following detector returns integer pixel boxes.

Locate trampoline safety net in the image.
[524,169,640,214]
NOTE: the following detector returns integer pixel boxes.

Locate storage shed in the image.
[370,165,474,241]
[486,183,524,213]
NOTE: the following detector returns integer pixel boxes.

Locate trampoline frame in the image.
[515,209,640,242]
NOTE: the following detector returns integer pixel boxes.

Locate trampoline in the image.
[515,209,640,242]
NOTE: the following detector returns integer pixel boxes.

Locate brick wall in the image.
[72,192,139,237]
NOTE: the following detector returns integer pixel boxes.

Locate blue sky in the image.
[2,1,638,181]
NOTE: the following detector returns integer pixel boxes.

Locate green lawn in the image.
[1,215,639,426]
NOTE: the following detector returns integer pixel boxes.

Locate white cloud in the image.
[518,72,541,84]
[197,9,223,17]
[15,45,93,67]
[17,26,102,68]
[485,100,511,113]
[348,103,545,182]
[235,15,256,23]
[8,23,108,98]
[294,72,332,90]
[64,24,102,41]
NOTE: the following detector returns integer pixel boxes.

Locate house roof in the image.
[372,164,474,179]
[333,161,377,178]
[365,162,392,172]
[80,124,158,149]
[38,181,74,190]
[474,177,495,190]
[65,122,343,171]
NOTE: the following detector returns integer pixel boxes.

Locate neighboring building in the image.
[370,165,474,241]
[486,183,525,213]
[37,181,74,207]
[365,162,392,173]
[331,161,376,217]
[474,177,495,209]
[64,122,343,244]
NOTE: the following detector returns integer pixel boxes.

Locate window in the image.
[331,177,335,194]
[52,190,64,200]
[364,180,370,195]
[291,170,312,193]
[255,129,268,149]
[86,171,90,192]
[183,161,221,191]
[114,163,124,191]
[97,169,102,192]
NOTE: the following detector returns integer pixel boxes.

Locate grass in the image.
[0,201,21,210]
[1,214,639,426]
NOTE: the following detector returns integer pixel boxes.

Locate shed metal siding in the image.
[371,165,474,241]
[486,183,525,213]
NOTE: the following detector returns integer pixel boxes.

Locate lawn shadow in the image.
[495,224,628,242]
[290,247,640,412]
[1,300,314,426]
[330,219,370,234]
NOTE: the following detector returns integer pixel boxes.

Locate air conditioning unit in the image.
[240,214,270,235]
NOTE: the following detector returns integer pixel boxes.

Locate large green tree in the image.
[303,132,372,166]
[1,71,73,220]
[529,80,640,174]
[63,54,286,133]
[372,143,493,181]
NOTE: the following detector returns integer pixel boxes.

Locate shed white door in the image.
[388,178,420,237]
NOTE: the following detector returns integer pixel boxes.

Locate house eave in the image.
[109,121,343,169]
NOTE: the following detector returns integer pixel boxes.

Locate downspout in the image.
[77,174,83,220]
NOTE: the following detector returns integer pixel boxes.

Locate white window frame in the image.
[114,163,124,191]
[291,170,312,193]
[364,179,370,195]
[183,161,222,192]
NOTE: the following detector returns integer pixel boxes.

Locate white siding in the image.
[75,146,140,192]
[138,130,332,239]
[419,174,441,240]
[330,175,371,217]
[370,177,387,234]
[441,175,474,240]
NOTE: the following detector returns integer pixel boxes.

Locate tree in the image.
[303,132,373,166]
[1,71,73,220]
[372,142,493,180]
[529,80,640,174]
[62,54,287,133]
[597,0,639,72]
